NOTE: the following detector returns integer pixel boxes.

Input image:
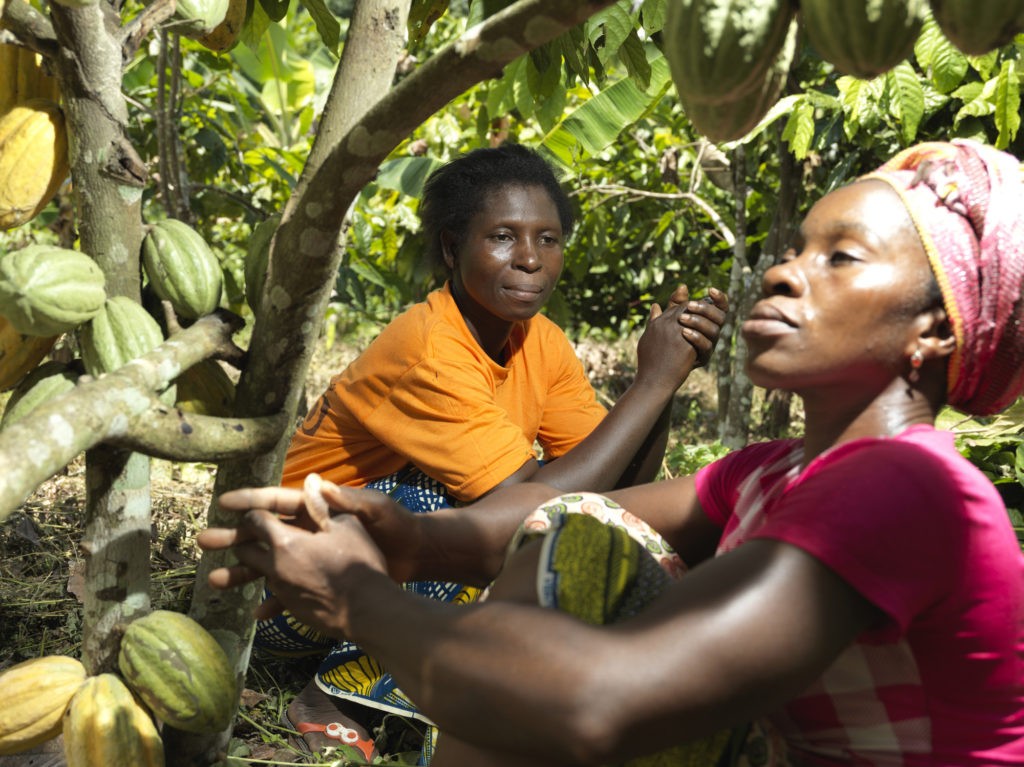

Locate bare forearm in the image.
[532,379,676,492]
[342,569,619,764]
[342,542,874,765]
[615,399,672,487]
[410,482,564,584]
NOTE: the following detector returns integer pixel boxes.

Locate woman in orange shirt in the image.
[262,144,727,760]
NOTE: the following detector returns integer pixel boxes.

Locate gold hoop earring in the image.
[908,348,924,384]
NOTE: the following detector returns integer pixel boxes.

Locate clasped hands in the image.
[641,285,728,377]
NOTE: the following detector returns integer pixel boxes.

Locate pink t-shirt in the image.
[695,425,1024,765]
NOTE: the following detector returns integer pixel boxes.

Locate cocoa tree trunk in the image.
[717,144,749,448]
[50,1,153,673]
[716,132,801,447]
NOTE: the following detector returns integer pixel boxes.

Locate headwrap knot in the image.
[863,139,1024,415]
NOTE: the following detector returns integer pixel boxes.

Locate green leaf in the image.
[258,0,289,23]
[954,78,997,127]
[993,59,1021,149]
[301,0,340,52]
[409,0,449,45]
[640,0,667,35]
[968,49,1000,81]
[914,12,968,94]
[950,81,984,102]
[781,99,815,159]
[540,54,671,167]
[374,156,444,197]
[589,1,634,64]
[239,0,272,50]
[525,53,568,131]
[348,257,392,289]
[887,62,924,144]
[837,76,866,139]
[557,26,590,84]
[619,30,652,90]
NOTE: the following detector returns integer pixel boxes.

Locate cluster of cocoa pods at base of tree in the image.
[0,610,238,766]
[663,0,1024,142]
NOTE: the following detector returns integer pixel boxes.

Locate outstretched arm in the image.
[213,468,722,587]
[199,508,879,765]
[212,480,567,585]
[495,286,728,493]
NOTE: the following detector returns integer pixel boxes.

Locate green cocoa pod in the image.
[117,610,236,734]
[928,0,1024,55]
[678,14,798,142]
[1,359,81,428]
[175,359,235,417]
[663,0,795,106]
[801,0,926,79]
[79,296,166,376]
[173,0,230,39]
[142,219,223,321]
[244,214,279,314]
[0,245,105,337]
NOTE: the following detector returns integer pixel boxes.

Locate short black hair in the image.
[419,144,575,271]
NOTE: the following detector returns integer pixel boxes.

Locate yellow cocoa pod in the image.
[0,98,69,230]
[0,44,19,116]
[15,47,60,105]
[175,359,235,416]
[63,673,164,767]
[0,314,58,391]
[196,0,248,52]
[0,655,87,755]
[0,45,61,115]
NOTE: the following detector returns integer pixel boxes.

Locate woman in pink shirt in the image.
[202,140,1024,765]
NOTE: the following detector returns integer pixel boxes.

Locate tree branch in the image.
[0,311,285,520]
[574,182,736,246]
[110,408,289,461]
[121,0,176,61]
[0,0,56,54]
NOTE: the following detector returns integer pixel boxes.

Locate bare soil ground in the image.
[0,333,717,765]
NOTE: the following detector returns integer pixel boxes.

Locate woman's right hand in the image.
[210,480,424,583]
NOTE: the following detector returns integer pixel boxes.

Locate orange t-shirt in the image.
[282,285,607,501]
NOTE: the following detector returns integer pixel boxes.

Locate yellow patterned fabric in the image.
[507,493,789,767]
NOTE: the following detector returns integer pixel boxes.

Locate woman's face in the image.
[445,183,564,325]
[742,180,936,394]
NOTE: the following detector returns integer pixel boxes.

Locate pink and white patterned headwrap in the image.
[863,139,1024,415]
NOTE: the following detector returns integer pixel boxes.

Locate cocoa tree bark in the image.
[716,133,801,447]
[717,144,750,449]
